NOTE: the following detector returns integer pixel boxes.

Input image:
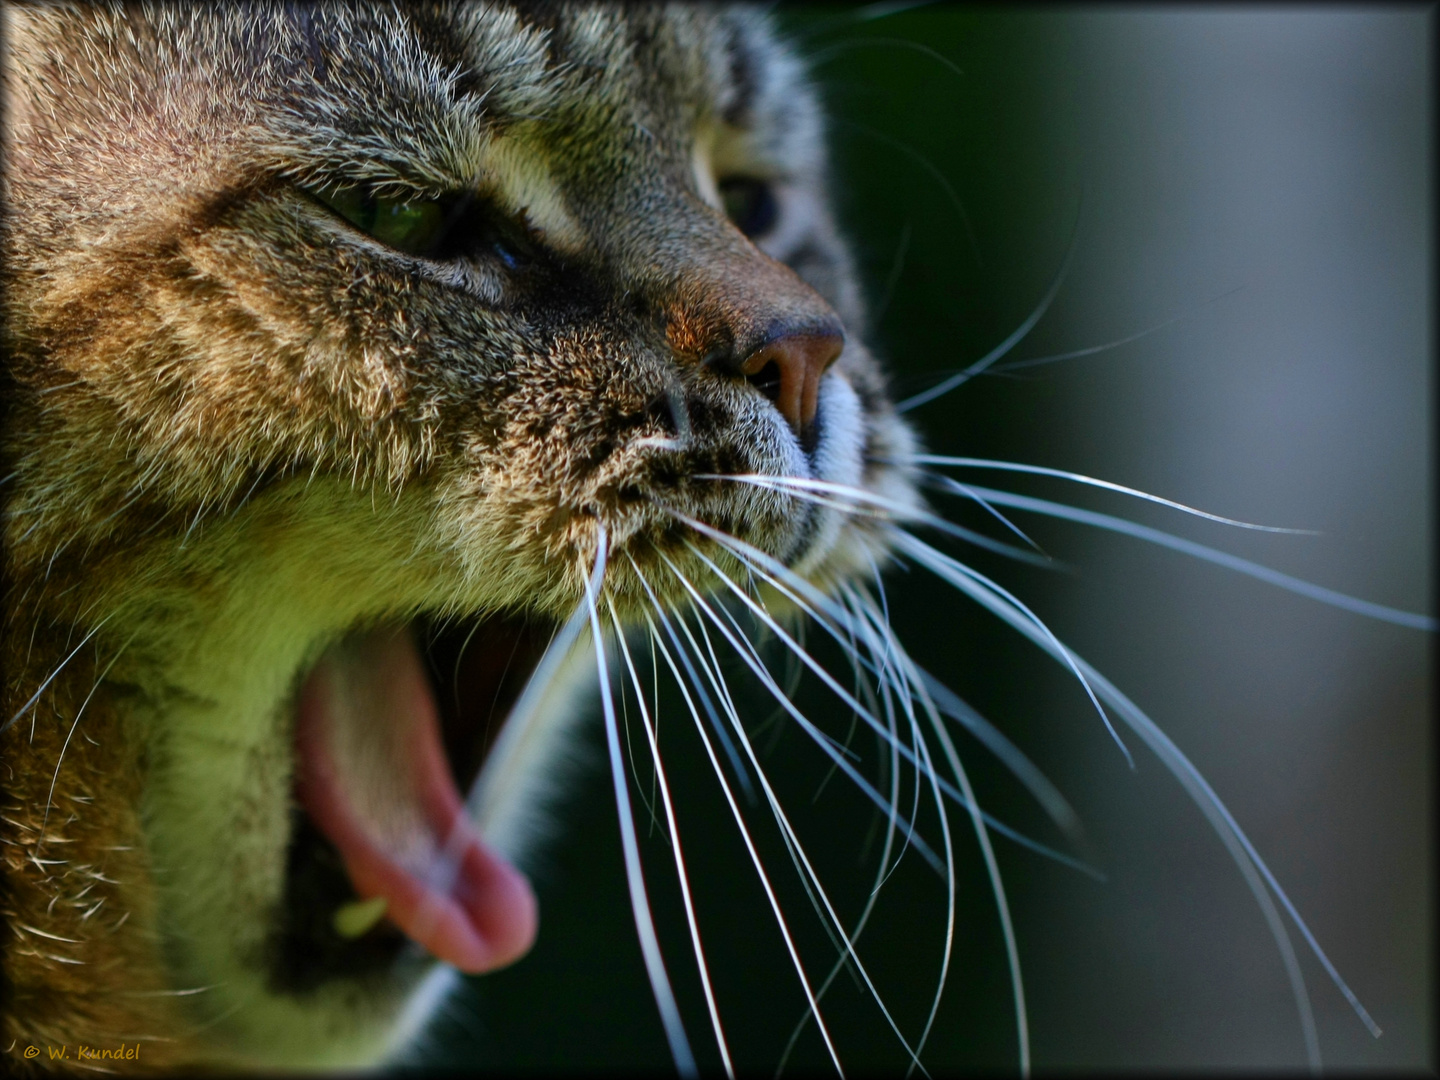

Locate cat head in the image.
[2,3,918,1068]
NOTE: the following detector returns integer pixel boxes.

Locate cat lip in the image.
[292,627,538,973]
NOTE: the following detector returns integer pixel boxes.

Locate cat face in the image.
[2,3,917,1068]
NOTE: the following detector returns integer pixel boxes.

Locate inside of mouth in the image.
[269,612,554,994]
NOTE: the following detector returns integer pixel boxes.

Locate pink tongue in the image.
[294,628,537,973]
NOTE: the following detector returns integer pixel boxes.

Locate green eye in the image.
[311,184,448,257]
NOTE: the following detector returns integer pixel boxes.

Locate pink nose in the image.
[739,328,844,435]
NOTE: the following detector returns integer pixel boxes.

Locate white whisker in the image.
[927,476,1048,555]
[668,545,946,874]
[582,528,696,1078]
[723,523,1083,844]
[895,211,1080,413]
[893,532,1134,768]
[908,457,1316,533]
[670,579,865,967]
[938,483,1437,631]
[3,614,113,738]
[693,476,1054,566]
[849,589,1028,1075]
[625,557,756,802]
[810,612,871,802]
[910,665,1085,845]
[776,652,905,1076]
[674,592,866,971]
[893,526,1378,1066]
[616,648,662,838]
[986,290,1241,374]
[676,524,1101,877]
[835,588,959,1073]
[665,559,930,1076]
[41,632,136,837]
[649,635,662,829]
[629,561,845,1075]
[858,546,1085,845]
[607,599,734,1079]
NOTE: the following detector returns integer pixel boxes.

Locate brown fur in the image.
[2,3,917,1070]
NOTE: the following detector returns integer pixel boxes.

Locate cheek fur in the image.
[0,5,922,1071]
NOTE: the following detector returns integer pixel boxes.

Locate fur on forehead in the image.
[6,3,824,215]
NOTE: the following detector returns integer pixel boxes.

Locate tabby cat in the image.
[2,3,1429,1075]
[1,2,916,1070]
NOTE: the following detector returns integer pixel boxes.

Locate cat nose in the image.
[734,319,844,435]
[652,209,846,436]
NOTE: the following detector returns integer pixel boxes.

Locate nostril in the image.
[745,359,784,404]
[740,327,844,436]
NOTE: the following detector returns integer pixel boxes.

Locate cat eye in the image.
[718,176,778,238]
[309,184,538,271]
[311,184,450,258]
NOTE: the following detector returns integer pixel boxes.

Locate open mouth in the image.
[269,613,554,994]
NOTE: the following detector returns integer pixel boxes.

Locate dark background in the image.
[410,7,1432,1072]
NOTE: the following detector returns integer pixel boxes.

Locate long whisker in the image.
[616,647,662,837]
[692,521,1058,801]
[623,557,756,803]
[928,476,1048,555]
[696,474,1055,568]
[809,594,872,802]
[786,0,945,44]
[673,594,866,978]
[857,547,1086,846]
[669,544,946,874]
[896,197,1082,413]
[846,558,912,883]
[836,587,924,883]
[854,594,1029,1076]
[917,483,1437,631]
[607,599,734,1079]
[892,610,1031,1077]
[839,590,957,1079]
[582,528,696,1078]
[666,560,930,1075]
[779,667,907,1075]
[906,456,1316,533]
[987,290,1239,374]
[805,36,966,86]
[673,547,922,870]
[834,117,980,268]
[870,220,912,327]
[895,526,1375,1066]
[649,635,662,832]
[776,606,908,1076]
[892,532,1134,767]
[662,583,875,949]
[465,593,587,827]
[629,564,845,1075]
[677,520,1102,877]
[911,664,1085,844]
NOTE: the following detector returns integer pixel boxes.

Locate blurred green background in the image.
[408,6,1431,1072]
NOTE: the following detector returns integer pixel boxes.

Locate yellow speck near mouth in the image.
[333,896,389,939]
